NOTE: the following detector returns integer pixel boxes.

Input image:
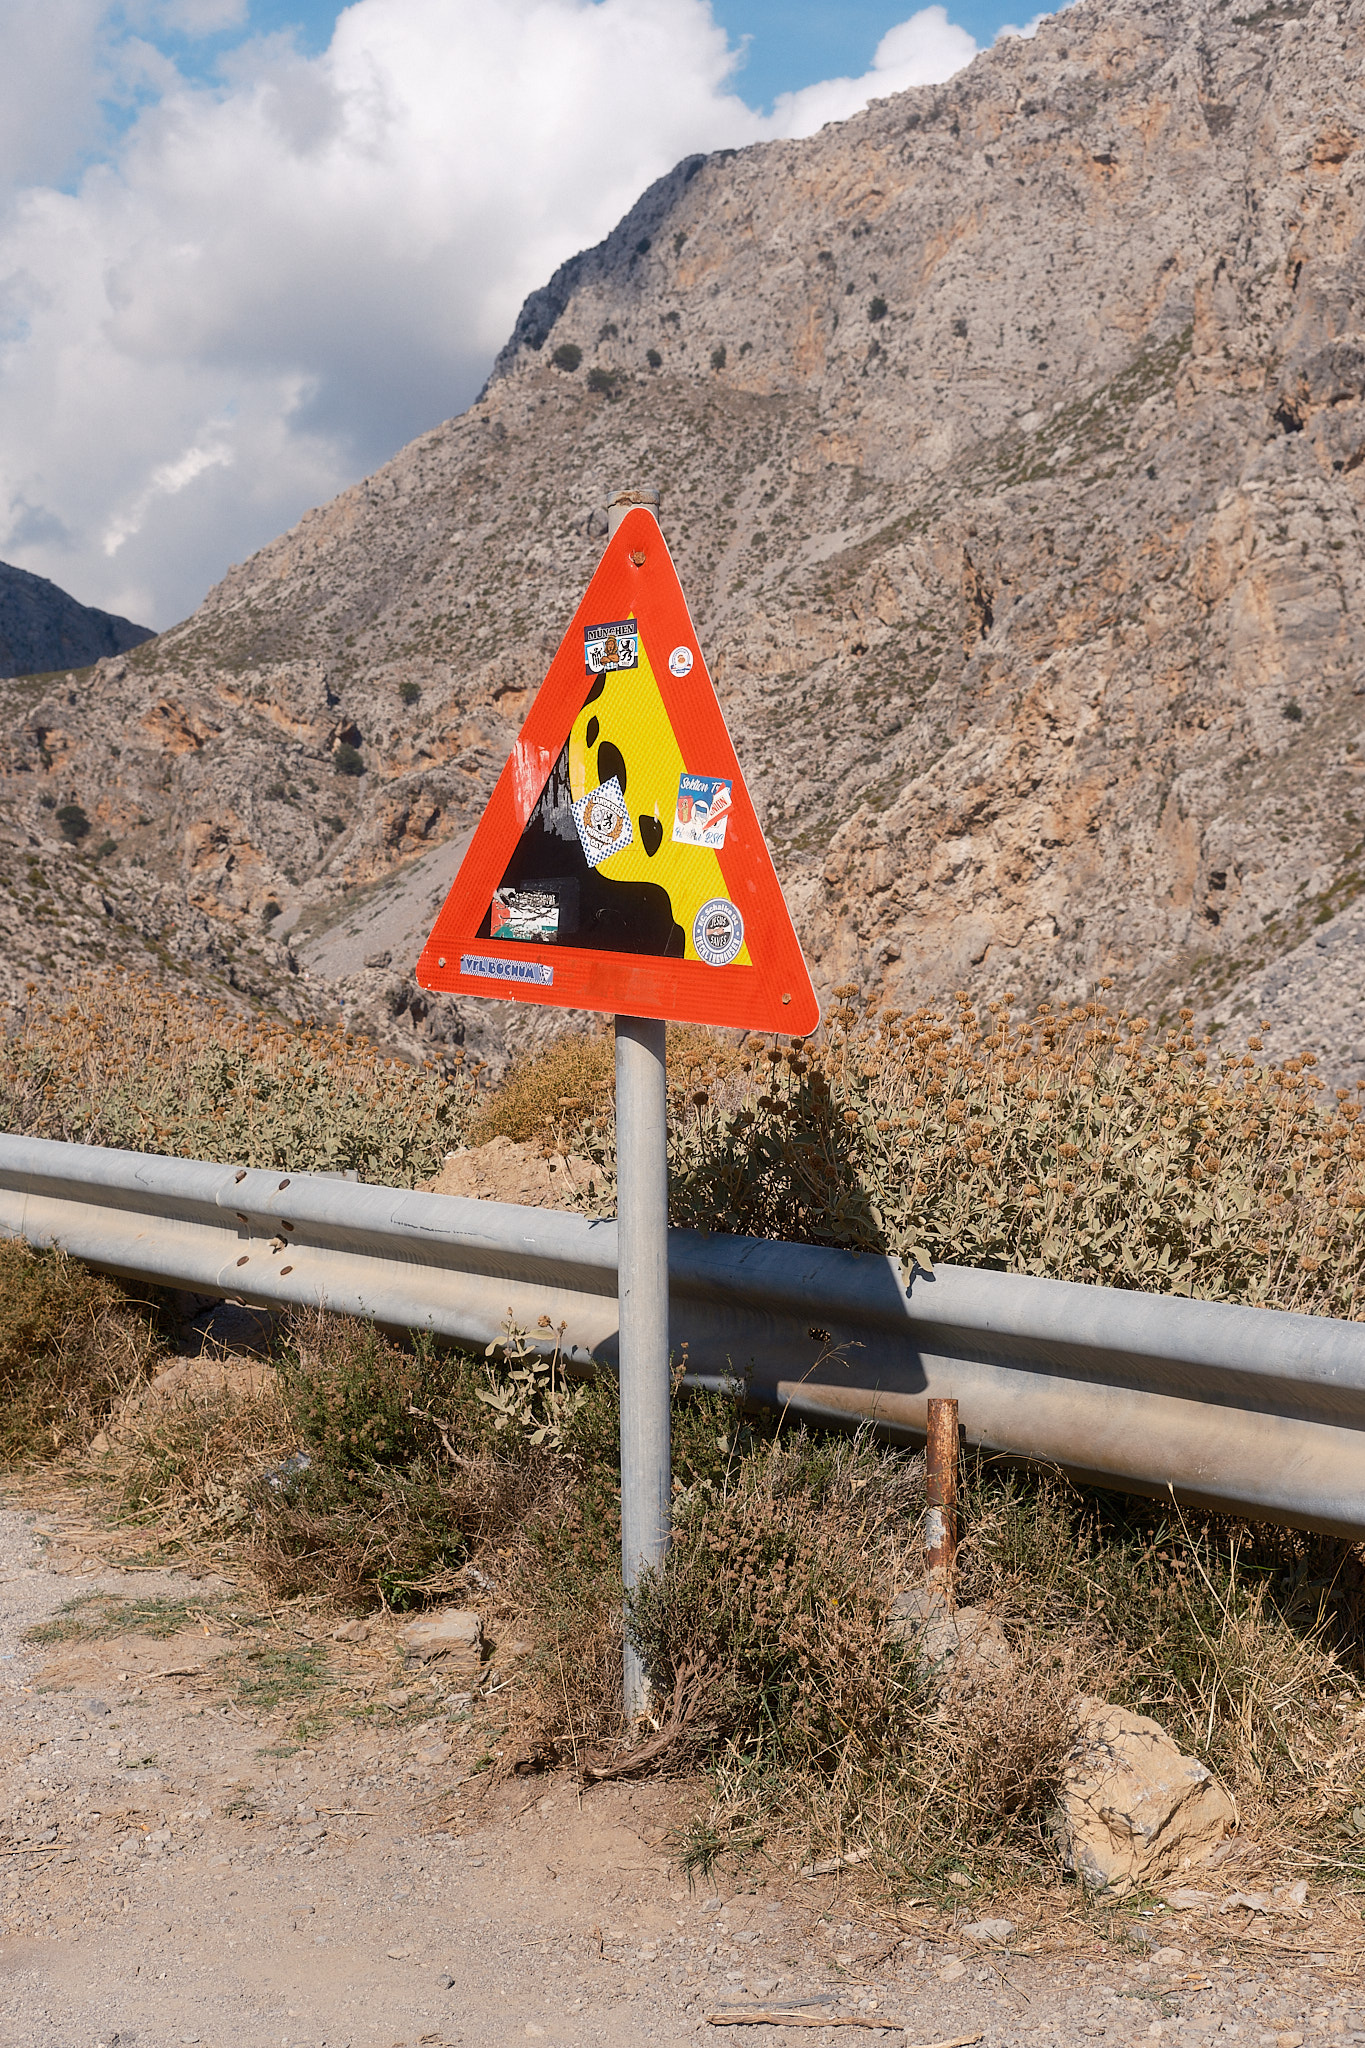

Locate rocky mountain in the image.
[0,562,152,681]
[3,0,1365,1083]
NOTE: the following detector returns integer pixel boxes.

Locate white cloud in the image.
[0,1,976,631]
[768,7,977,139]
[0,0,109,188]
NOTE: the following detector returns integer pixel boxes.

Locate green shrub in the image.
[551,342,582,372]
[56,802,90,843]
[646,348,662,369]
[333,743,364,776]
[710,344,727,371]
[868,295,888,321]
[587,366,621,396]
[398,680,421,706]
[659,991,1365,1320]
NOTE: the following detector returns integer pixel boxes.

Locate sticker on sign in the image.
[572,776,633,868]
[673,773,733,850]
[584,619,639,674]
[460,953,555,985]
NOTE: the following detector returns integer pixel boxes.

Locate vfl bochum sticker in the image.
[692,897,744,967]
[461,953,554,986]
[584,620,639,675]
[572,776,633,868]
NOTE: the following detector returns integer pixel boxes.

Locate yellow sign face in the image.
[565,629,752,965]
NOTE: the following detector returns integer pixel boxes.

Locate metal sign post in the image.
[606,489,671,1718]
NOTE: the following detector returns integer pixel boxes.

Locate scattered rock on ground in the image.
[417,1135,596,1209]
[961,1919,1016,1945]
[399,1606,484,1677]
[1056,1698,1236,1894]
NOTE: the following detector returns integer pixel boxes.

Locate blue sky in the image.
[167,0,1022,110]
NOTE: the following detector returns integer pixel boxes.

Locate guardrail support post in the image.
[925,1395,958,1599]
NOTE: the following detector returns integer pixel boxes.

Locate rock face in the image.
[1056,1698,1236,1894]
[3,0,1365,1079]
[0,561,152,680]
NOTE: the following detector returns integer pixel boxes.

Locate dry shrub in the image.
[661,989,1365,1318]
[251,1311,524,1609]
[471,1029,615,1149]
[1,970,470,1183]
[474,1023,746,1155]
[116,1365,292,1545]
[0,1238,161,1464]
[926,1634,1114,1839]
[958,1465,1364,1839]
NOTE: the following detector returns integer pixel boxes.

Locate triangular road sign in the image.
[415,507,819,1035]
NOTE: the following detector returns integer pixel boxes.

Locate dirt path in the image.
[1,1500,1360,2048]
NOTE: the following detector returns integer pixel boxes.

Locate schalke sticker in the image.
[584,619,639,675]
[673,773,733,850]
[572,776,633,868]
[692,897,744,967]
[668,645,694,677]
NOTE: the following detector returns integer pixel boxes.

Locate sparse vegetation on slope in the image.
[1,969,471,1183]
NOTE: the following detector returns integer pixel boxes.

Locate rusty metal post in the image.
[925,1396,959,1597]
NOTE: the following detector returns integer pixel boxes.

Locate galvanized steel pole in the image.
[607,487,670,1719]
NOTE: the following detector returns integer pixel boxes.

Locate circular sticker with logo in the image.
[692,897,744,967]
[668,645,695,677]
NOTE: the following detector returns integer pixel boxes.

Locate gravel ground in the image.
[0,1501,1359,2048]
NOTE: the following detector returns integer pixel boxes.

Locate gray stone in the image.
[399,1608,483,1676]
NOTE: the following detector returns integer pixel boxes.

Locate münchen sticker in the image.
[572,776,634,868]
[584,619,639,675]
[692,896,744,967]
[668,645,694,677]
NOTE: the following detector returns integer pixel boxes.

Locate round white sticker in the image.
[692,897,744,967]
[668,645,695,677]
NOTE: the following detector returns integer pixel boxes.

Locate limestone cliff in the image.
[3,0,1364,1081]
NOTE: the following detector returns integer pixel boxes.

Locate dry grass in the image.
[115,1367,293,1547]
[0,1238,162,1464]
[1,969,471,1183]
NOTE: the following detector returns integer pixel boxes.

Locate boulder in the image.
[399,1608,484,1677]
[1056,1698,1235,1894]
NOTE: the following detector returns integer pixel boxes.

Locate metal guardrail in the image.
[2,1133,1364,1537]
